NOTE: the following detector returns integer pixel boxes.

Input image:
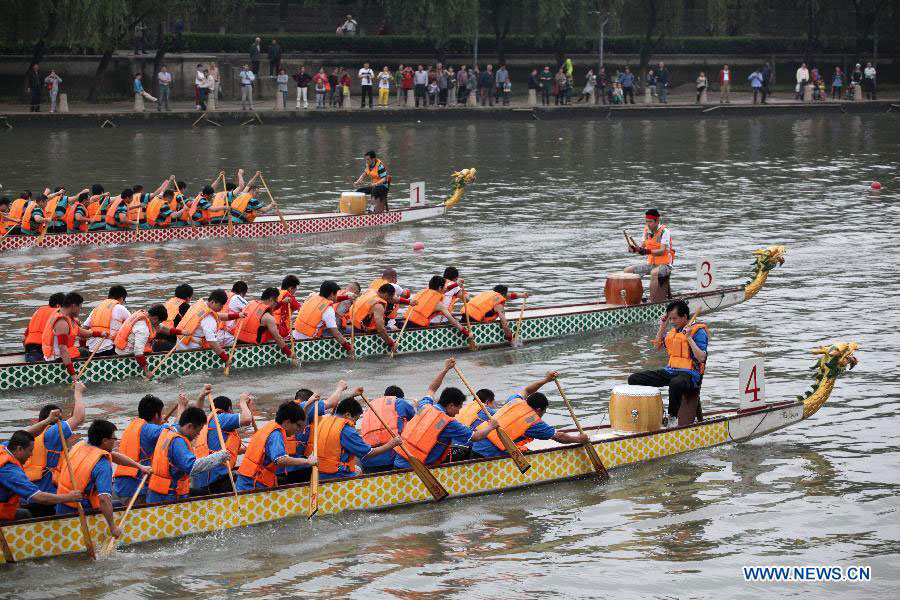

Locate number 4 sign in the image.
[696,258,717,292]
[409,181,425,207]
[739,358,766,411]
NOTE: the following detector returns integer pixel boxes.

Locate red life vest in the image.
[104,196,129,228]
[350,290,386,331]
[41,310,79,361]
[235,300,272,344]
[359,396,402,446]
[643,224,675,266]
[406,288,443,327]
[112,418,147,478]
[23,305,56,347]
[397,404,452,465]
[63,201,87,232]
[294,295,333,338]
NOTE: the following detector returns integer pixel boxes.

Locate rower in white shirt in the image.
[83,285,131,356]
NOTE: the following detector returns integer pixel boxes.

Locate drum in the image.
[339,192,367,215]
[604,272,643,305]
[609,385,663,433]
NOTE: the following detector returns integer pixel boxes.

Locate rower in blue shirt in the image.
[314,395,401,480]
[359,385,417,473]
[191,392,254,495]
[1,430,83,521]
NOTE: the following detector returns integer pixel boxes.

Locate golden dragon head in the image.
[446,168,478,209]
[801,341,859,418]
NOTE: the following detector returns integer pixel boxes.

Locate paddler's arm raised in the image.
[194,384,213,409]
[238,393,253,427]
[152,178,170,198]
[427,357,456,397]
[55,319,81,380]
[522,370,559,398]
[652,311,670,350]
[24,408,62,436]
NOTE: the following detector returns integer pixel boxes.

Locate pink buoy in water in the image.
[871,181,882,190]
[412,241,425,251]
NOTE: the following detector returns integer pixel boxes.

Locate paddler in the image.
[111,390,195,504]
[19,191,59,236]
[192,392,254,495]
[145,189,188,228]
[231,287,293,358]
[63,191,92,233]
[292,280,354,354]
[406,275,470,337]
[370,268,411,329]
[441,266,467,312]
[353,150,391,213]
[1,430,83,521]
[628,299,707,426]
[127,179,170,228]
[334,282,361,329]
[393,358,499,469]
[113,304,174,379]
[463,285,529,343]
[273,275,301,338]
[174,290,244,367]
[450,388,498,461]
[47,186,88,233]
[19,381,87,517]
[104,188,138,230]
[145,406,229,502]
[4,190,31,234]
[55,418,151,542]
[350,283,417,352]
[153,284,193,352]
[178,185,215,225]
[227,171,277,224]
[282,382,354,484]
[471,371,589,458]
[623,208,675,302]
[42,292,104,380]
[82,285,130,357]
[219,281,249,342]
[235,401,319,491]
[0,196,11,235]
[22,292,65,363]
[85,185,108,231]
[359,385,416,473]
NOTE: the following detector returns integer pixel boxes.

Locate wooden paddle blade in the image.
[0,527,15,563]
[307,467,319,519]
[467,336,477,352]
[582,441,609,480]
[496,428,530,474]
[407,455,449,501]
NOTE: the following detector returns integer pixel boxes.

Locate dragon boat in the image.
[0,247,786,391]
[0,340,858,564]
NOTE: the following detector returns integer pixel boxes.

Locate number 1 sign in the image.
[409,181,425,207]
[738,358,766,411]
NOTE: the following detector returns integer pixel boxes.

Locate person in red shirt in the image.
[718,64,731,104]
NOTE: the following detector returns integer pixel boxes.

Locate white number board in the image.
[738,358,766,411]
[696,258,716,292]
[409,181,425,207]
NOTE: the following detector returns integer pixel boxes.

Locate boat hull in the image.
[0,205,444,252]
[0,287,747,391]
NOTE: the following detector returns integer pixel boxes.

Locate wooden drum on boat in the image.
[604,272,643,305]
[339,192,367,215]
[609,385,663,433]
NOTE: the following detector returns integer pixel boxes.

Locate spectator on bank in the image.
[268,40,282,76]
[656,62,669,103]
[553,68,565,105]
[339,14,358,35]
[313,67,327,108]
[761,62,772,103]
[394,64,405,104]
[448,67,458,106]
[495,64,509,103]
[597,67,608,105]
[850,63,863,98]
[611,82,624,104]
[466,66,478,103]
[133,73,157,104]
[157,64,172,112]
[528,68,540,99]
[577,69,596,103]
[436,63,449,106]
[810,66,820,87]
[276,68,289,108]
[208,62,220,105]
[831,67,843,100]
[194,63,205,109]
[340,68,352,104]
[456,66,468,104]
[863,62,876,100]
[501,79,511,105]
[377,66,391,107]
[249,38,261,74]
[293,65,311,109]
[199,69,214,111]
[539,66,553,105]
[479,64,495,106]
[328,68,339,106]
[719,64,732,103]
[44,70,62,113]
[748,68,763,104]
[239,64,255,110]
[620,66,635,104]
[413,64,427,107]
[696,71,707,103]
[427,80,438,106]
[134,21,147,55]
[795,62,809,100]
[358,62,375,108]
[27,63,41,112]
[402,65,414,104]
[646,69,656,98]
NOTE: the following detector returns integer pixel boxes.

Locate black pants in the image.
[190,476,234,497]
[93,347,116,357]
[22,502,55,518]
[627,369,697,418]
[30,89,41,112]
[541,88,550,105]
[269,60,279,76]
[360,85,373,107]
[623,87,634,103]
[152,337,175,352]
[363,464,394,474]
[24,344,43,363]
[414,84,426,106]
[284,468,311,484]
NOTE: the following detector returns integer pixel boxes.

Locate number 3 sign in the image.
[696,258,716,291]
[738,358,766,411]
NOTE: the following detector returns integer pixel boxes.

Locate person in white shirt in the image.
[175,291,241,366]
[340,14,358,36]
[624,208,675,302]
[239,64,256,110]
[114,304,170,379]
[157,65,173,112]
[83,285,131,356]
[292,282,355,355]
[795,62,809,99]
[863,62,877,100]
[440,266,465,314]
[358,62,375,108]
[220,281,250,345]
[377,66,392,107]
[413,64,428,107]
[333,282,360,326]
[194,64,205,109]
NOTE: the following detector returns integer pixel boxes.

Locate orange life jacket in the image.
[20,201,39,234]
[104,196,129,228]
[316,415,357,475]
[56,441,110,509]
[23,305,56,346]
[22,427,61,483]
[162,297,187,329]
[465,291,506,322]
[365,158,387,185]
[114,310,156,353]
[351,290,387,331]
[479,398,539,452]
[237,421,286,488]
[196,410,241,469]
[63,201,87,232]
[44,196,62,224]
[407,288,443,327]
[8,198,27,223]
[113,418,148,478]
[87,299,120,336]
[285,400,307,459]
[665,323,707,374]
[294,295,333,338]
[359,396,401,446]
[85,198,103,225]
[178,300,215,348]
[0,448,25,520]
[457,401,490,428]
[148,428,192,497]
[397,404,452,465]
[230,192,257,221]
[126,197,142,223]
[179,194,203,224]
[202,192,229,223]
[643,224,675,266]
[272,289,295,333]
[369,278,399,319]
[41,310,79,360]
[145,196,171,227]
[235,299,271,344]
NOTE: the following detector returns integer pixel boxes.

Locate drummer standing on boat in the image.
[624,209,675,302]
[628,299,707,425]
[354,150,390,213]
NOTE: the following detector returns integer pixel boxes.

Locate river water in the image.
[0,113,898,598]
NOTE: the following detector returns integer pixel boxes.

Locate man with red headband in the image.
[624,208,675,302]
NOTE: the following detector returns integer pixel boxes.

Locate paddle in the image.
[98,472,147,558]
[510,297,528,348]
[459,285,477,352]
[359,394,449,501]
[258,173,289,232]
[452,366,531,474]
[349,303,356,360]
[224,318,245,377]
[287,305,297,359]
[0,525,13,563]
[35,218,51,246]
[207,394,240,503]
[133,202,141,240]
[146,343,178,381]
[58,420,96,559]
[390,308,413,358]
[307,395,319,519]
[554,379,609,480]
[226,200,235,236]
[162,400,179,422]
[72,342,103,386]
[623,229,638,252]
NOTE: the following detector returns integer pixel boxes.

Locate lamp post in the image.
[591,11,610,75]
